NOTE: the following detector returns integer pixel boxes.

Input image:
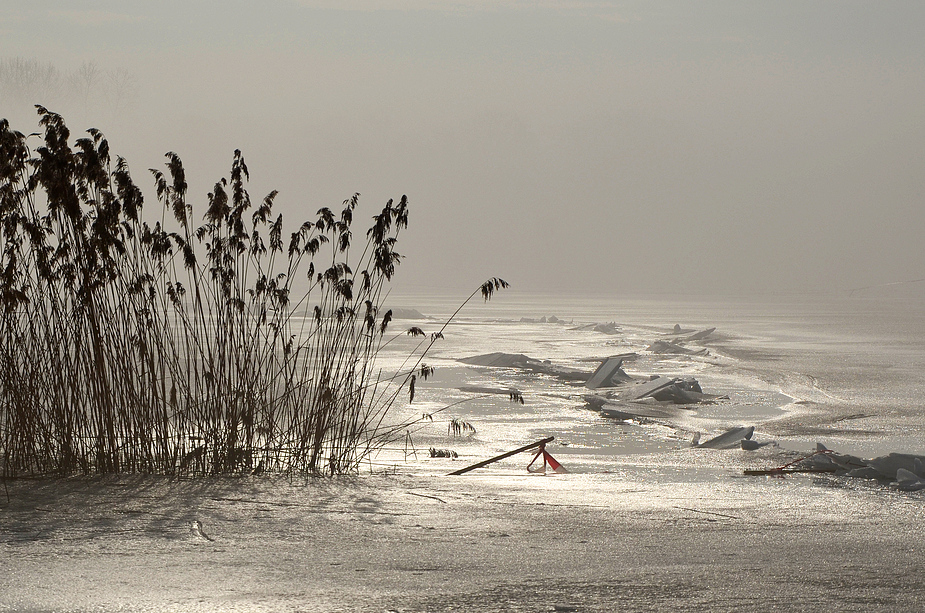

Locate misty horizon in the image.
[2,1,923,298]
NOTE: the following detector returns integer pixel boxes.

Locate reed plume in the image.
[0,108,506,477]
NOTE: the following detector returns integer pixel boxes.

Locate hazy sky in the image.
[2,1,924,297]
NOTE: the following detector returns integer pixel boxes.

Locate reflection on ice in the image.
[376,296,925,495]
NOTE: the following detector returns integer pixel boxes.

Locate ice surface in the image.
[378,293,925,472]
[6,293,925,611]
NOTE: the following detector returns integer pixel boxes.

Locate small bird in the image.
[190,520,214,541]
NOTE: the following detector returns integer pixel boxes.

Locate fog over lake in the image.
[2,1,923,298]
[5,7,925,610]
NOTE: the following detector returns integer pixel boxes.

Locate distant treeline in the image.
[0,57,137,115]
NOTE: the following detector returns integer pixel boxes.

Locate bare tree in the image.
[67,60,101,109]
[104,67,138,116]
[0,57,63,107]
[0,57,139,118]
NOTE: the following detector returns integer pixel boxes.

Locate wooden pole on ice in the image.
[448,436,555,476]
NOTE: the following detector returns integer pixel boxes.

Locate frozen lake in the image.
[371,290,925,473]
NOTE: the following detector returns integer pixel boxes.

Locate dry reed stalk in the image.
[0,109,507,478]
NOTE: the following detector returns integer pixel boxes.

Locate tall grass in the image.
[0,108,506,477]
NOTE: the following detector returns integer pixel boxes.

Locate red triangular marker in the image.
[543,450,568,474]
[527,445,568,474]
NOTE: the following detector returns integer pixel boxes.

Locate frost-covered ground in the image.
[4,293,925,611]
[2,466,925,612]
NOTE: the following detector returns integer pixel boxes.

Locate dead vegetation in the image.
[0,108,506,477]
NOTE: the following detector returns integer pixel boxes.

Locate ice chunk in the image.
[584,354,635,389]
[646,340,708,356]
[696,426,754,449]
[865,453,925,480]
[893,468,925,491]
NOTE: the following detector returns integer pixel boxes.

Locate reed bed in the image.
[0,108,505,477]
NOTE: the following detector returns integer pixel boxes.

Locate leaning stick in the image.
[448,436,555,476]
